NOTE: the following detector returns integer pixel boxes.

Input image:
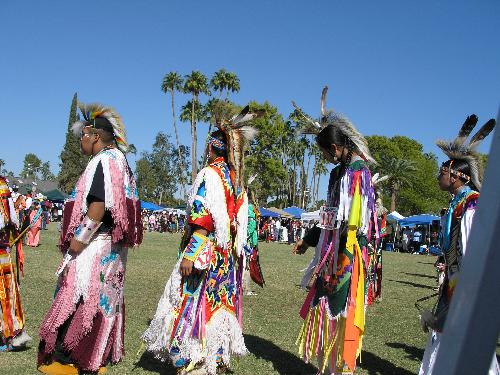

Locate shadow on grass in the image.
[401,272,436,280]
[386,342,424,362]
[388,279,435,290]
[359,351,415,375]
[416,261,434,265]
[244,334,317,375]
[134,350,177,375]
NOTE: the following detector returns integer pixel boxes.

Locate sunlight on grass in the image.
[0,223,459,374]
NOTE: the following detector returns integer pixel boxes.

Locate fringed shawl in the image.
[187,162,248,257]
[59,148,143,252]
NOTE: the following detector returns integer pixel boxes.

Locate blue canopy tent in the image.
[398,214,439,227]
[259,208,279,218]
[398,214,441,255]
[283,206,305,219]
[140,200,164,211]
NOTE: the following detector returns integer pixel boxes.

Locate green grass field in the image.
[0,223,457,374]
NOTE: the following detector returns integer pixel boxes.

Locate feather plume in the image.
[436,114,496,191]
[292,86,376,164]
[73,102,131,153]
[468,119,496,149]
[455,114,478,146]
[372,173,389,186]
[248,174,257,186]
[291,101,321,135]
[320,86,329,118]
[217,105,261,192]
[325,112,376,164]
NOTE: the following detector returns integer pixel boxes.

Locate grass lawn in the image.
[0,223,473,374]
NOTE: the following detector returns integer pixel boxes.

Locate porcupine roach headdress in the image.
[436,114,496,191]
[71,102,131,153]
[292,86,376,164]
[215,105,261,193]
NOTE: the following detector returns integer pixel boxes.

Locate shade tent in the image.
[259,208,279,218]
[283,206,305,219]
[398,214,439,227]
[140,201,164,211]
[301,210,320,221]
[387,211,405,223]
[267,207,294,218]
[43,189,68,202]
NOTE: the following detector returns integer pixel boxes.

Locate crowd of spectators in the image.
[141,210,186,233]
[259,217,313,245]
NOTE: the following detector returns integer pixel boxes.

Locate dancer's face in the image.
[80,127,98,156]
[437,165,460,192]
[319,144,342,164]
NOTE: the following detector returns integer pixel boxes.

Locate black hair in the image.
[442,159,477,189]
[92,117,115,144]
[316,124,355,170]
[210,130,228,158]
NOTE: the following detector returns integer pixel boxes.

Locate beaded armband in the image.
[74,215,102,244]
[183,232,209,262]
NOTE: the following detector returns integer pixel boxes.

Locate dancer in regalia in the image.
[419,114,499,375]
[143,106,259,375]
[244,197,265,293]
[293,87,377,375]
[27,200,43,247]
[0,176,32,352]
[367,173,388,305]
[38,103,143,374]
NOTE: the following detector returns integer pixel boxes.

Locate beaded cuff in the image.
[74,215,102,244]
[183,232,209,262]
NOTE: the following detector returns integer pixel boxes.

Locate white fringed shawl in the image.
[187,165,248,257]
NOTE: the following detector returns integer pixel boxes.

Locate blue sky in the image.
[1,1,499,198]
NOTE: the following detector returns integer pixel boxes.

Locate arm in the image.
[180,226,209,276]
[460,207,475,256]
[68,201,105,256]
[293,226,320,254]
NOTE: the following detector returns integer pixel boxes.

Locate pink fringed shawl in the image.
[59,148,143,252]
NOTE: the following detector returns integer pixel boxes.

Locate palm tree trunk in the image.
[202,121,213,166]
[191,96,197,183]
[315,174,321,205]
[390,190,396,212]
[170,92,186,198]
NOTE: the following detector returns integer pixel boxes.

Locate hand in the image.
[61,264,69,279]
[180,258,194,277]
[420,310,435,333]
[293,239,309,255]
[68,238,85,257]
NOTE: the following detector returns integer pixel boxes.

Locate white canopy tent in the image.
[387,211,405,223]
[300,210,320,221]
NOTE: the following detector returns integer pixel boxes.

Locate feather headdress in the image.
[292,86,376,164]
[216,105,261,192]
[71,102,131,153]
[436,114,496,190]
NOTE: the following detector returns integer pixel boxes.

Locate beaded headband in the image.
[208,136,226,151]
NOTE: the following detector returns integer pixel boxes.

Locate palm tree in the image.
[379,156,416,212]
[161,72,186,195]
[0,159,5,175]
[224,72,240,99]
[205,70,241,150]
[210,69,240,100]
[183,71,210,182]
